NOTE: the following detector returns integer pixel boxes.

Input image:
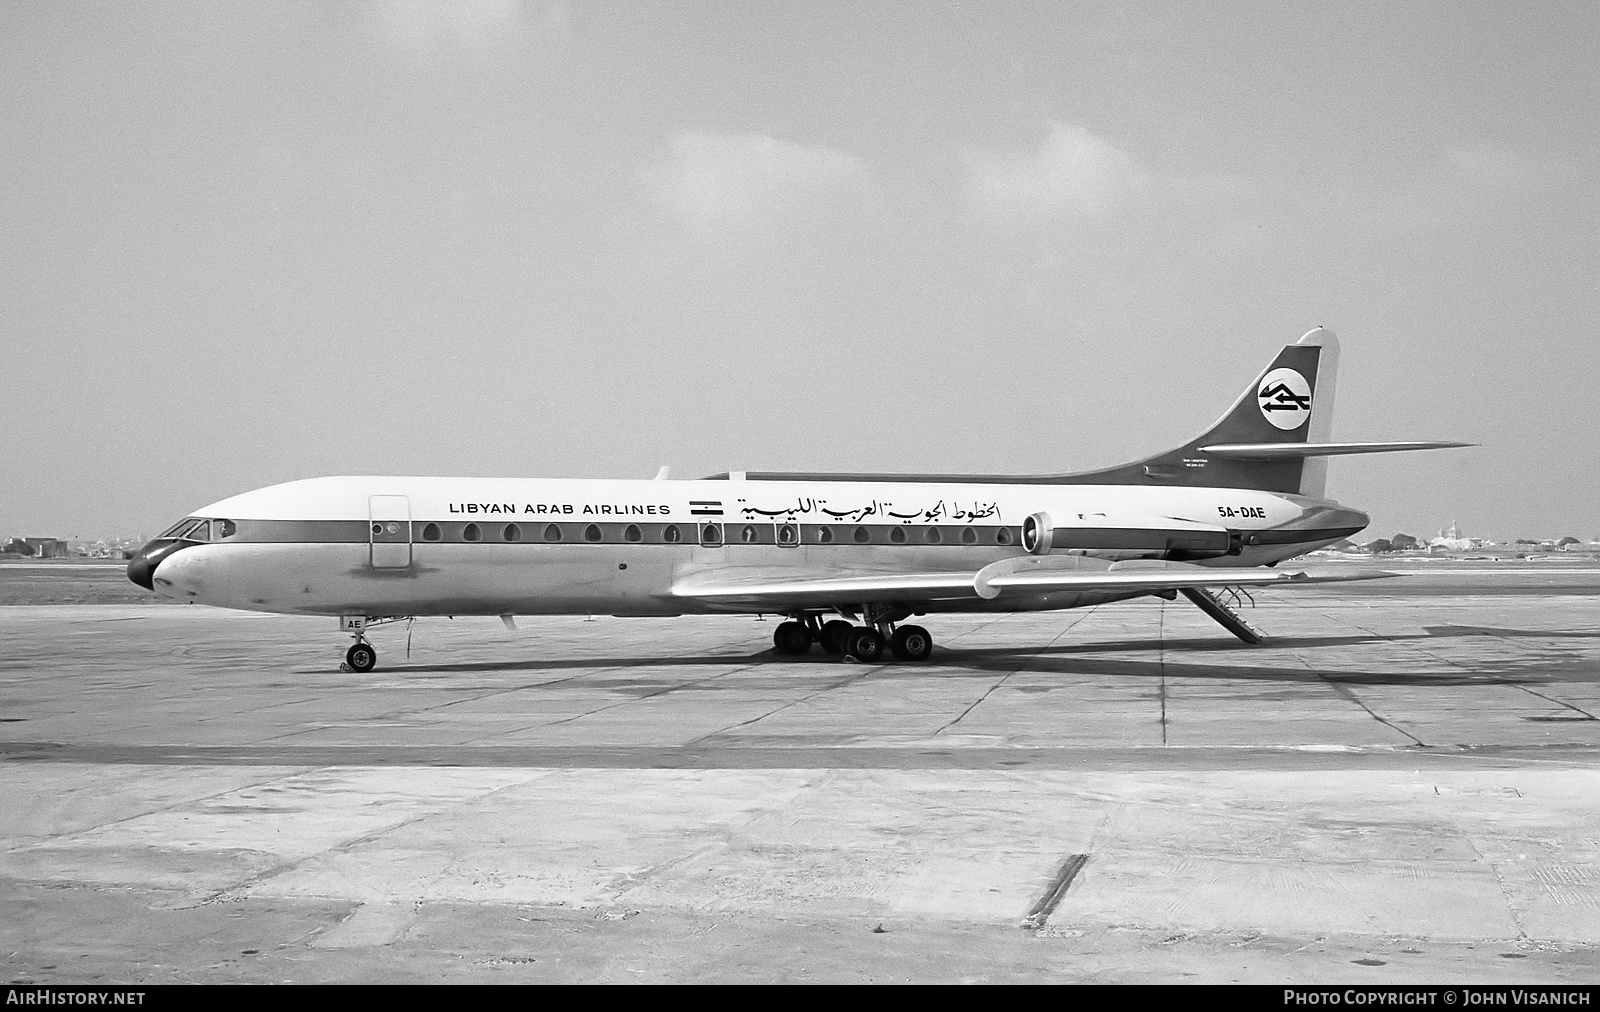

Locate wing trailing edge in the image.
[669,560,1395,609]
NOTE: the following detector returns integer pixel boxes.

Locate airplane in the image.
[126,328,1468,672]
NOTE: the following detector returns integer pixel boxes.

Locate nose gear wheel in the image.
[346,642,377,673]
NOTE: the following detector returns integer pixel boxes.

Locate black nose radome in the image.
[126,539,185,591]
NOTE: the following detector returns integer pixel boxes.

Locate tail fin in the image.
[1063,327,1469,494]
[1064,328,1337,494]
[1190,327,1335,453]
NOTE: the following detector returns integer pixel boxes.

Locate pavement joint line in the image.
[680,665,881,746]
[934,608,1096,736]
[451,653,778,744]
[1457,828,1530,943]
[459,651,819,744]
[1458,629,1600,720]
[193,768,555,907]
[1312,662,1427,747]
[545,659,772,726]
[0,764,321,854]
[935,611,1020,645]
[1302,600,1598,719]
[1157,600,1168,746]
[377,654,682,719]
[1274,617,1428,747]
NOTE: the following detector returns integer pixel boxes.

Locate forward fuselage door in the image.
[369,495,412,569]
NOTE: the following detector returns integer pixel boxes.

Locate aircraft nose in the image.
[126,539,184,591]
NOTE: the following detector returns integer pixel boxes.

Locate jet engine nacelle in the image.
[1022,511,1239,560]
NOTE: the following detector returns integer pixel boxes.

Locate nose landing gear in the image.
[346,640,377,673]
[339,615,406,673]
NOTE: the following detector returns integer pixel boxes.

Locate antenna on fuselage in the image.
[654,466,671,480]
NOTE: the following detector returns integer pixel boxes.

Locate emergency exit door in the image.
[369,495,412,569]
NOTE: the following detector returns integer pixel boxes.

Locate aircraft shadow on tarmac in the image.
[375,624,1598,687]
[931,650,1586,687]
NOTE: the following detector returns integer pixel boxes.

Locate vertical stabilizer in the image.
[1058,327,1338,494]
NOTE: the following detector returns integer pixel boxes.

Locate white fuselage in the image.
[136,475,1366,619]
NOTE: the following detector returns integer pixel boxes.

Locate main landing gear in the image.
[771,609,934,663]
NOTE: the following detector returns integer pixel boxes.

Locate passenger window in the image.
[741,524,758,544]
[624,524,642,543]
[544,524,562,542]
[700,523,723,547]
[817,526,834,544]
[853,526,870,544]
[889,527,906,544]
[961,527,977,544]
[422,523,441,542]
[504,523,521,542]
[778,524,798,546]
[584,524,602,542]
[996,527,1013,546]
[463,523,481,542]
[663,524,681,543]
[925,528,941,544]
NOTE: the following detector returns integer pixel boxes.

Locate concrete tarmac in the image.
[2,568,1598,983]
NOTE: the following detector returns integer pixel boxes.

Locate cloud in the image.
[1440,146,1589,201]
[1336,145,1596,241]
[962,121,1149,221]
[371,0,563,58]
[643,131,868,233]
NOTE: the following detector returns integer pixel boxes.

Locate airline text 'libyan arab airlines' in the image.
[127,329,1469,672]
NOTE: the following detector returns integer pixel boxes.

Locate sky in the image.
[3,1,1597,543]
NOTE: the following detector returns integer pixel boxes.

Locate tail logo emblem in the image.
[1257,368,1312,430]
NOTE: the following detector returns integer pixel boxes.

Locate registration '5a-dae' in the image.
[128,329,1467,672]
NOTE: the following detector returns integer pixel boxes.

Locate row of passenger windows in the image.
[414,521,1014,547]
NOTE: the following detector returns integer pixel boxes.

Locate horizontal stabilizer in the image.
[1199,440,1473,459]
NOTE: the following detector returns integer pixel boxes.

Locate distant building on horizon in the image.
[21,537,69,559]
[1429,521,1486,552]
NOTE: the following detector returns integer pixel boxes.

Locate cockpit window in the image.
[161,517,232,541]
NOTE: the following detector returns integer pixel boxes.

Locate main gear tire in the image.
[845,627,886,663]
[773,621,813,656]
[890,625,933,661]
[819,620,854,655]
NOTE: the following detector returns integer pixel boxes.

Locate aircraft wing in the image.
[670,560,1394,609]
[670,570,982,609]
